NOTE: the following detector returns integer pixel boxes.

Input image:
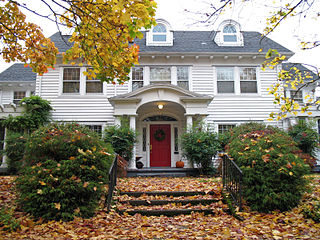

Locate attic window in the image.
[146,19,173,46]
[152,24,167,42]
[214,20,244,47]
[223,25,237,42]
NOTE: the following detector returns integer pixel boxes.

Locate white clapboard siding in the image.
[1,91,12,104]
[206,67,279,123]
[191,66,214,95]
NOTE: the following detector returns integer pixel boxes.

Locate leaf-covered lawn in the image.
[1,175,320,239]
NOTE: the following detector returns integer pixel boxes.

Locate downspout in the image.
[38,76,42,97]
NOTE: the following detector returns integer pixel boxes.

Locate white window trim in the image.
[214,66,260,96]
[146,19,173,46]
[214,19,244,47]
[59,67,105,96]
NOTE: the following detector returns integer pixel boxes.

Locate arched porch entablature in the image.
[108,84,213,117]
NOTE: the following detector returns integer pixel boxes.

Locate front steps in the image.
[114,178,224,216]
[127,167,199,177]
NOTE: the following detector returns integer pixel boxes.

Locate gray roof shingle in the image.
[50,31,293,55]
[0,63,36,82]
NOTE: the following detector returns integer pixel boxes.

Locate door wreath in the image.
[154,129,166,141]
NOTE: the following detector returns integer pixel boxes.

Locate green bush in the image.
[0,206,20,232]
[15,123,114,221]
[288,120,319,157]
[302,200,320,223]
[104,124,136,161]
[228,125,309,212]
[4,131,27,174]
[180,124,221,173]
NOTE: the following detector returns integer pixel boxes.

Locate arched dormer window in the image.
[146,19,173,46]
[214,20,244,46]
[223,25,237,42]
[152,23,167,42]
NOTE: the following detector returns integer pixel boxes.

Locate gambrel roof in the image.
[0,63,36,82]
[49,31,293,55]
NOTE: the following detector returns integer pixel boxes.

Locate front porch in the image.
[109,84,213,170]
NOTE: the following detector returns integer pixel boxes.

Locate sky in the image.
[1,0,319,72]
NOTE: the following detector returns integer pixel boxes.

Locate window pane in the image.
[240,81,257,93]
[150,67,171,81]
[63,82,80,93]
[63,68,80,80]
[153,24,166,33]
[290,90,303,103]
[86,82,103,93]
[153,35,166,42]
[223,35,237,42]
[132,81,143,91]
[13,91,26,105]
[217,81,234,93]
[177,81,189,90]
[132,67,143,80]
[218,124,235,134]
[177,67,188,81]
[217,67,234,81]
[223,25,236,33]
[240,68,256,80]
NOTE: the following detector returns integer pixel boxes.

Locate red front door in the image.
[150,124,171,167]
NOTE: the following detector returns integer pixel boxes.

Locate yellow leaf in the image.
[39,181,46,186]
[54,203,61,210]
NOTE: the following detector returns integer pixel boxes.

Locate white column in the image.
[186,115,193,131]
[0,128,7,169]
[171,66,177,85]
[129,115,137,169]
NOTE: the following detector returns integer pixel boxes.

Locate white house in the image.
[1,19,319,171]
[0,64,36,171]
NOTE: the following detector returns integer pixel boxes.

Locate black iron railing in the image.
[221,153,243,211]
[106,154,118,212]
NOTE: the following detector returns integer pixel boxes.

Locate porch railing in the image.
[221,153,243,211]
[106,154,118,212]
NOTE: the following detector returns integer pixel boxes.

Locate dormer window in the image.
[223,25,237,42]
[146,19,173,46]
[214,19,244,46]
[152,24,167,42]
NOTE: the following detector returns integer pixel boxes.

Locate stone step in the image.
[119,199,219,206]
[117,209,216,216]
[119,191,217,197]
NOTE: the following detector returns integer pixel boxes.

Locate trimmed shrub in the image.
[180,124,221,173]
[228,125,309,212]
[104,124,136,161]
[4,131,27,174]
[15,123,114,221]
[288,120,319,157]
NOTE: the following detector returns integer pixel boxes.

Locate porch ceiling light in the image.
[158,104,164,110]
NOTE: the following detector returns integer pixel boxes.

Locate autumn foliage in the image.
[15,123,114,221]
[227,123,309,212]
[0,0,156,83]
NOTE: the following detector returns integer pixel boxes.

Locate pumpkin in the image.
[176,160,184,168]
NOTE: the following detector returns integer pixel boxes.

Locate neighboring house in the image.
[2,19,319,170]
[0,63,36,170]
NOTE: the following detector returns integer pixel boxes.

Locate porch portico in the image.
[109,84,213,169]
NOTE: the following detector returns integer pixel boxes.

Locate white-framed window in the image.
[13,91,26,105]
[146,19,173,46]
[223,25,237,42]
[86,125,102,134]
[86,70,103,93]
[177,66,189,90]
[214,19,244,46]
[240,67,257,93]
[218,124,236,134]
[290,90,303,103]
[63,68,80,93]
[217,67,235,93]
[150,67,171,84]
[215,66,259,95]
[152,24,167,42]
[132,67,144,91]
